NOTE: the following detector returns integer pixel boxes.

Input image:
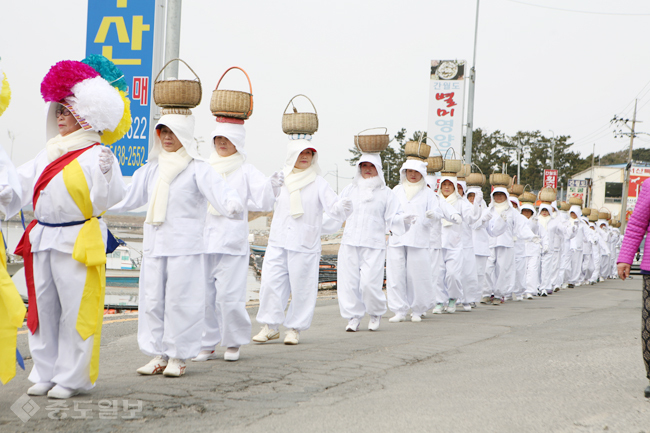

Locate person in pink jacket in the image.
[617,177,650,398]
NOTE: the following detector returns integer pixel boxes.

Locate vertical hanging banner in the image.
[626,166,650,220]
[567,179,587,202]
[427,60,466,159]
[543,169,558,189]
[86,0,156,176]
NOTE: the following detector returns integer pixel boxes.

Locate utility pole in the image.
[589,143,595,208]
[163,0,182,79]
[334,163,339,194]
[614,99,638,230]
[463,0,480,165]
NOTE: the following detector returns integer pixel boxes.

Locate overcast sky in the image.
[1,0,650,191]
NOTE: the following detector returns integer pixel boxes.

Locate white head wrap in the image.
[283,139,320,218]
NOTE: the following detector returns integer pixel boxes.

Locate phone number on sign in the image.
[114,145,146,167]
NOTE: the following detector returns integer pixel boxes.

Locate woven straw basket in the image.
[282,94,318,134]
[568,196,583,206]
[598,208,611,220]
[466,163,486,186]
[457,164,472,178]
[489,173,511,187]
[153,59,202,108]
[405,139,431,159]
[440,148,461,173]
[354,127,389,153]
[210,67,253,119]
[406,156,426,161]
[559,201,571,211]
[589,210,598,222]
[161,107,192,115]
[427,156,443,173]
[538,187,557,203]
[582,208,591,217]
[509,184,524,196]
[519,191,537,203]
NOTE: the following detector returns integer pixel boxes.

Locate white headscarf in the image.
[355,153,385,202]
[400,159,428,202]
[456,179,467,197]
[490,187,512,215]
[569,204,582,220]
[538,203,553,229]
[283,138,321,218]
[207,121,247,215]
[520,202,537,218]
[437,174,460,226]
[145,115,196,225]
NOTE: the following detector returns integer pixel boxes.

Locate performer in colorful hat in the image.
[0,56,130,398]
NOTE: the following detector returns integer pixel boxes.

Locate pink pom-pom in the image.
[40,60,99,102]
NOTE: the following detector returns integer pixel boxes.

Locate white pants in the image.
[256,246,320,331]
[386,246,433,316]
[201,253,251,350]
[551,249,564,288]
[589,252,601,283]
[514,256,526,297]
[461,247,480,304]
[539,252,555,293]
[600,254,610,278]
[524,254,540,295]
[484,249,496,297]
[430,248,447,304]
[28,250,95,390]
[441,248,464,301]
[138,255,206,360]
[568,250,583,284]
[491,246,515,298]
[337,244,387,319]
[475,255,488,298]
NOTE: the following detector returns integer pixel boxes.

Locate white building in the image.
[570,164,625,217]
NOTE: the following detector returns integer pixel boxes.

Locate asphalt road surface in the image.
[1,278,649,432]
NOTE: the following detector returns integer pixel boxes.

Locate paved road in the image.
[2,278,649,432]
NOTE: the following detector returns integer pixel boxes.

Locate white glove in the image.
[475,190,484,202]
[513,236,518,242]
[542,245,549,254]
[404,214,417,226]
[0,185,12,206]
[341,197,353,213]
[500,212,508,222]
[451,214,462,224]
[425,210,436,219]
[270,171,284,188]
[99,146,114,174]
[531,236,541,244]
[225,199,244,216]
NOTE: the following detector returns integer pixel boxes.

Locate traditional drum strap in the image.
[0,230,26,384]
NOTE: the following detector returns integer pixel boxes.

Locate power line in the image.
[504,0,650,16]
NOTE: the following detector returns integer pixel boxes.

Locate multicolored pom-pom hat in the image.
[40,55,131,145]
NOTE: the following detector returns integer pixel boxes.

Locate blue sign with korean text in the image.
[86,0,156,176]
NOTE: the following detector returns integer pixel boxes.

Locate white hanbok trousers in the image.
[256,246,320,331]
[430,248,447,304]
[524,255,540,295]
[589,252,601,283]
[441,248,464,301]
[568,250,583,285]
[514,255,526,298]
[461,247,480,304]
[581,254,595,283]
[386,246,433,316]
[475,255,488,298]
[138,255,206,360]
[484,250,496,297]
[28,250,95,390]
[201,253,251,350]
[337,244,387,319]
[600,254,610,279]
[491,246,515,298]
[539,252,555,293]
[558,249,572,287]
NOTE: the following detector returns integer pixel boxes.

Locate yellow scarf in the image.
[0,231,26,384]
[63,159,107,384]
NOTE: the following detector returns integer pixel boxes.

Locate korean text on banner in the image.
[86,0,157,176]
[568,179,587,202]
[427,60,466,158]
[626,167,650,220]
[543,169,558,189]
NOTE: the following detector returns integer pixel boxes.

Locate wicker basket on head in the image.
[568,196,583,206]
[153,59,202,108]
[441,148,462,173]
[597,207,611,220]
[489,173,512,187]
[582,207,591,217]
[509,183,524,196]
[457,164,471,178]
[406,156,426,162]
[559,201,571,211]
[588,210,599,222]
[354,127,389,153]
[519,185,536,203]
[538,187,557,203]
[427,156,443,173]
[405,138,431,159]
[161,107,192,115]
[465,163,486,186]
[210,67,253,119]
[282,94,318,134]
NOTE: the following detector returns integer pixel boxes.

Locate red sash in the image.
[15,144,100,334]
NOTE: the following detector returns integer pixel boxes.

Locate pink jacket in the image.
[618,177,650,269]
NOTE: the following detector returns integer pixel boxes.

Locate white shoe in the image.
[432,304,444,314]
[224,347,240,361]
[284,329,300,345]
[368,315,381,331]
[27,382,55,396]
[462,304,472,312]
[515,295,523,301]
[469,302,477,308]
[252,324,280,343]
[346,318,361,332]
[163,358,186,377]
[47,385,79,399]
[192,349,218,362]
[136,355,168,375]
[480,296,491,304]
[525,293,534,300]
[411,314,422,322]
[388,314,406,323]
[447,299,457,314]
